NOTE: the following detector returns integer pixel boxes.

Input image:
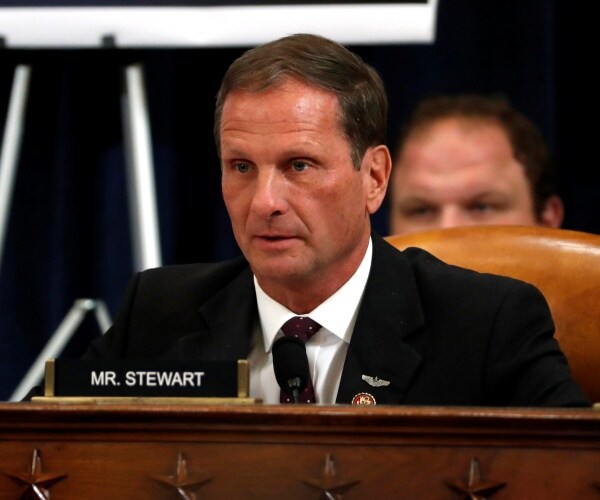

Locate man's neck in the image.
[255,237,372,314]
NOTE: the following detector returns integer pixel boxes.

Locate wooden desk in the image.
[0,403,599,499]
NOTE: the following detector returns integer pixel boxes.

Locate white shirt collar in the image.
[254,237,373,352]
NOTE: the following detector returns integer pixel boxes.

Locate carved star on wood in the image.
[302,453,360,499]
[151,452,212,499]
[2,448,67,499]
[445,457,506,500]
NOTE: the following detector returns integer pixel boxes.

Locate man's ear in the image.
[362,145,392,214]
[539,195,565,228]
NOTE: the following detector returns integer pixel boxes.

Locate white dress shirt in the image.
[248,238,373,404]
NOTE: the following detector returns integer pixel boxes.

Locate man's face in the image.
[220,79,387,308]
[390,117,538,235]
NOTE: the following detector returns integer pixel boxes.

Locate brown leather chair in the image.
[385,225,600,404]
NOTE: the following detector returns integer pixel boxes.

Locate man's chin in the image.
[251,257,310,283]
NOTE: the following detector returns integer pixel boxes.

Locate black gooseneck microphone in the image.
[272,336,310,403]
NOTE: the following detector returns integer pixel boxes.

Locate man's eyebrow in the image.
[395,196,430,208]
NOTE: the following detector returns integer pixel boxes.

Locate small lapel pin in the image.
[362,374,391,387]
[352,392,376,405]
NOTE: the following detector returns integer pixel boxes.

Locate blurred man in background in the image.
[389,94,564,235]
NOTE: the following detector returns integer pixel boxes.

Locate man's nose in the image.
[250,169,287,217]
[438,207,469,229]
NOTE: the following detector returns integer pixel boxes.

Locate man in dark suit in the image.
[82,34,589,407]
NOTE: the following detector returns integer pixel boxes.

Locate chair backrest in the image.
[385,225,600,404]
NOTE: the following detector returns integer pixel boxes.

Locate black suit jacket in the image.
[82,234,590,407]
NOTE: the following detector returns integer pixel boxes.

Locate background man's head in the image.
[389,94,564,235]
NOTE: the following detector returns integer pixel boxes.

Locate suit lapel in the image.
[169,236,425,405]
[175,265,257,361]
[336,235,425,405]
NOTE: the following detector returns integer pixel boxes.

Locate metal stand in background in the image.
[10,299,112,402]
[0,62,162,275]
[2,59,162,401]
[121,62,162,272]
[0,64,30,273]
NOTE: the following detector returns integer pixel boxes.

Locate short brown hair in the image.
[214,33,388,168]
[394,94,557,218]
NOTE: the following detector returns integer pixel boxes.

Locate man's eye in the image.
[292,161,309,172]
[405,206,433,218]
[235,162,251,173]
[470,203,493,213]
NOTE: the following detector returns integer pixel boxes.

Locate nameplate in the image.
[41,358,250,399]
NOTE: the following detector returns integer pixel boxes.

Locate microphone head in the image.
[272,336,310,393]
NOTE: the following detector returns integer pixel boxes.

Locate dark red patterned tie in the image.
[279,316,321,404]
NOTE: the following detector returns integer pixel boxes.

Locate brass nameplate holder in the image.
[32,358,260,405]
